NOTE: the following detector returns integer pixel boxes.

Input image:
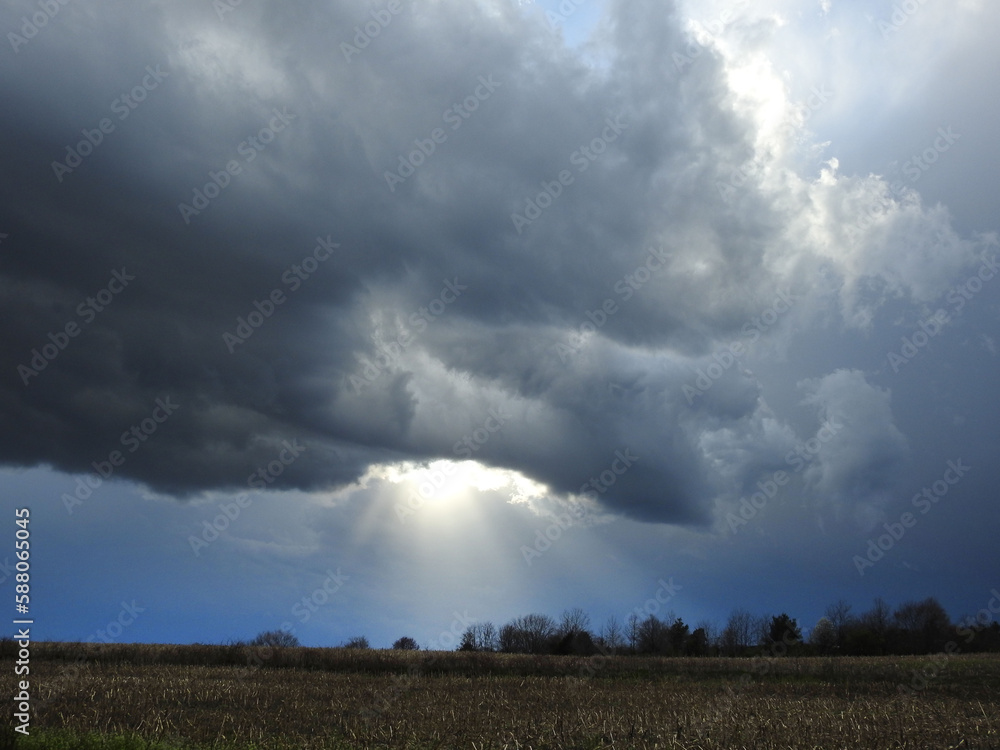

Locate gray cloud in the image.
[1,0,997,533]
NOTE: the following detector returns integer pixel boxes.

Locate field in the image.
[3,643,1000,749]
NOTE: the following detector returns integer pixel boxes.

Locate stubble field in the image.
[3,643,1000,749]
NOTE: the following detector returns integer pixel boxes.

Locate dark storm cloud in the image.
[1,0,995,527]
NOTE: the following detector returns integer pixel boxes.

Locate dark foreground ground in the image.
[2,643,1000,749]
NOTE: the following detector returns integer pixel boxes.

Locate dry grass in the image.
[5,644,1000,749]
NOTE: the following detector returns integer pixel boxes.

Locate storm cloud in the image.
[2,0,998,538]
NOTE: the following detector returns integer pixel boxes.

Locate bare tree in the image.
[695,619,717,651]
[825,599,853,648]
[731,608,756,648]
[499,614,556,653]
[718,626,739,656]
[893,597,951,653]
[626,613,641,654]
[859,597,890,636]
[601,616,624,654]
[637,615,667,654]
[720,608,754,655]
[753,613,771,647]
[461,621,499,652]
[558,607,591,637]
[476,621,499,652]
[521,613,557,653]
[810,617,836,653]
[498,622,520,653]
[251,629,299,648]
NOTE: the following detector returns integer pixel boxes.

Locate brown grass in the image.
[5,643,1000,749]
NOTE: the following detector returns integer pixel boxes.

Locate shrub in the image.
[250,629,300,648]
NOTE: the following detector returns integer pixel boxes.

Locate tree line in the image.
[246,595,1000,656]
[448,597,1000,657]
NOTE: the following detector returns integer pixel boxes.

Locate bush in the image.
[393,636,419,650]
[250,629,300,648]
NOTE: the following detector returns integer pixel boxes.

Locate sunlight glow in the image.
[725,54,789,139]
[372,459,550,508]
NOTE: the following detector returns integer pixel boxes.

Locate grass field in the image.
[3,643,1000,749]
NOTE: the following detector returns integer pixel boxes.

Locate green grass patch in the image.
[7,729,196,750]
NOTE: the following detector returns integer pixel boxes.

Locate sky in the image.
[1,0,998,649]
